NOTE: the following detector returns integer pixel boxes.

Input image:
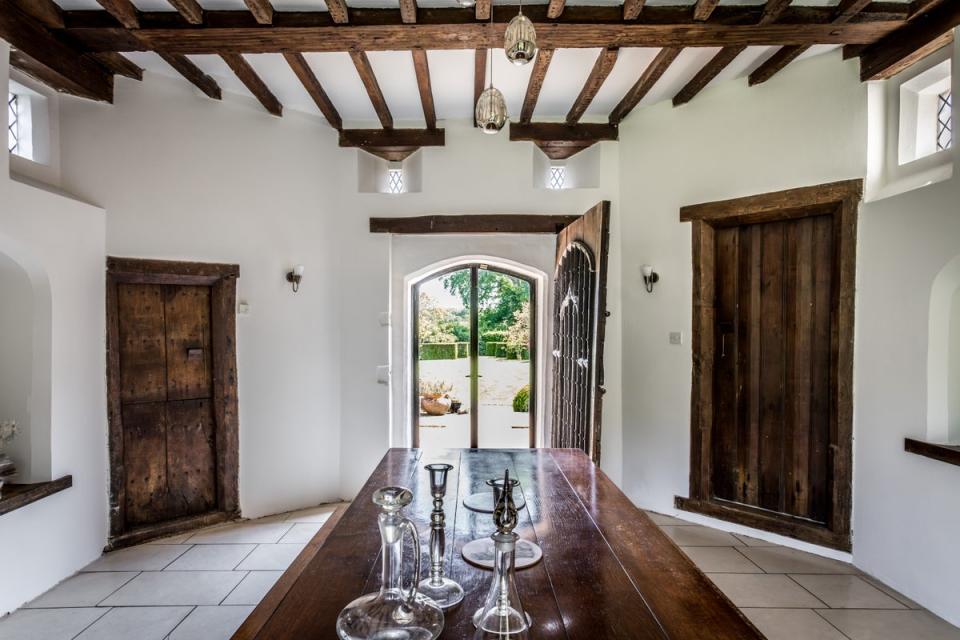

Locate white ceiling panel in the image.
[488,49,538,120]
[366,51,425,123]
[534,48,603,119]
[585,47,658,117]
[424,50,475,121]
[637,46,721,107]
[302,52,380,125]
[243,53,323,117]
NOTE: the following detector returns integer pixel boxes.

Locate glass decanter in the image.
[473,470,531,639]
[336,486,445,640]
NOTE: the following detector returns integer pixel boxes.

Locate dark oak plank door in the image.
[117,283,216,528]
[711,214,834,525]
[551,201,610,464]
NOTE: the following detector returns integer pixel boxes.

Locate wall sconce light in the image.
[642,264,659,293]
[286,264,305,293]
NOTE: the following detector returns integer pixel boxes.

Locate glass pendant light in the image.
[475,11,508,135]
[504,0,536,66]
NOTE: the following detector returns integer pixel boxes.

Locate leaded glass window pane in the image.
[937,91,952,152]
[548,166,566,190]
[388,168,404,194]
[7,93,19,155]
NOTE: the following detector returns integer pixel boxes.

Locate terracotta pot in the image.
[421,395,452,416]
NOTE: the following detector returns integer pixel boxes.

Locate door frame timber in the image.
[105,257,240,549]
[674,180,860,552]
[411,263,538,449]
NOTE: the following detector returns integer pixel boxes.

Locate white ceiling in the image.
[56,0,908,127]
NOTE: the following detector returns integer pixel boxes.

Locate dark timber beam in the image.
[60,6,907,54]
[244,0,274,24]
[609,47,681,125]
[326,0,350,24]
[221,53,282,116]
[0,3,114,102]
[510,122,618,160]
[858,0,960,80]
[96,0,139,28]
[476,0,491,21]
[692,0,720,21]
[93,52,144,80]
[351,50,393,129]
[750,0,870,86]
[158,52,222,99]
[11,0,64,28]
[673,0,792,106]
[567,48,618,124]
[339,128,444,161]
[412,49,437,129]
[167,0,204,24]
[547,0,566,20]
[520,48,554,124]
[370,214,579,234]
[400,0,417,24]
[283,52,342,130]
[474,48,487,128]
[622,0,645,20]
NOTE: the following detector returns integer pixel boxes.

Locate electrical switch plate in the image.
[378,312,391,327]
[237,301,250,316]
[376,365,390,385]
[669,331,683,345]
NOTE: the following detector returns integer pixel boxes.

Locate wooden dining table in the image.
[233,448,764,639]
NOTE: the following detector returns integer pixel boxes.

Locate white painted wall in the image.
[0,252,34,481]
[0,43,109,615]
[950,288,960,435]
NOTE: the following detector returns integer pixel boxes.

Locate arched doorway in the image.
[412,262,537,450]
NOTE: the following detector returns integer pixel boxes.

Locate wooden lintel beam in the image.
[476,0,491,21]
[547,0,566,20]
[370,214,579,234]
[567,48,618,124]
[0,3,114,102]
[623,0,645,21]
[339,128,445,150]
[520,48,554,124]
[93,52,144,80]
[10,0,64,28]
[244,0,274,24]
[474,48,487,128]
[412,49,437,129]
[351,50,393,129]
[400,0,417,23]
[283,52,342,130]
[167,0,204,24]
[510,122,619,143]
[326,0,350,24]
[859,0,960,81]
[609,47,681,125]
[158,52,222,99]
[96,0,140,28]
[692,0,720,21]
[221,53,282,116]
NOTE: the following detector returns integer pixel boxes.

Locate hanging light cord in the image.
[487,2,494,90]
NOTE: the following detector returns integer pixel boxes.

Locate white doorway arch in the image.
[927,254,960,443]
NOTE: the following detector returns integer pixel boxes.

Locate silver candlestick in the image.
[418,463,465,609]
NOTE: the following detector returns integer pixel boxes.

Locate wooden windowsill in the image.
[905,438,960,467]
[0,476,73,517]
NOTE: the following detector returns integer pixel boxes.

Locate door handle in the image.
[187,347,204,360]
[465,375,483,378]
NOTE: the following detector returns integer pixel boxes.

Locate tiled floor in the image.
[3,504,959,640]
[646,511,960,640]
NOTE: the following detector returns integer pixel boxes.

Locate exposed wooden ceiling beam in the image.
[244,0,274,24]
[167,0,204,24]
[476,0,491,21]
[474,48,487,128]
[10,0,64,28]
[93,52,143,80]
[400,0,418,24]
[221,53,282,116]
[547,0,566,20]
[673,0,792,106]
[339,128,444,161]
[95,0,139,28]
[750,0,871,86]
[411,49,437,129]
[520,48,554,124]
[283,52,342,130]
[370,214,579,234]
[351,50,393,129]
[509,122,618,160]
[326,0,350,24]
[158,52,222,99]
[0,3,113,102]
[858,0,960,80]
[692,0,720,21]
[609,47,681,125]
[567,48,618,124]
[622,0,645,21]
[61,6,907,54]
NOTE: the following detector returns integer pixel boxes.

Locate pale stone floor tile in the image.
[100,571,246,607]
[164,544,256,571]
[278,522,323,544]
[83,545,190,572]
[681,546,764,573]
[707,574,827,608]
[661,525,743,547]
[0,608,108,640]
[789,575,906,609]
[25,573,140,608]
[75,607,191,640]
[734,533,781,547]
[860,573,924,609]
[742,608,848,640]
[817,609,960,640]
[222,571,283,606]
[644,511,694,526]
[146,533,192,545]
[235,543,306,571]
[185,522,295,545]
[737,546,858,575]
[284,504,339,523]
[169,606,254,640]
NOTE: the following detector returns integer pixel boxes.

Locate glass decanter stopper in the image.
[336,486,445,640]
[473,470,531,639]
[418,463,465,609]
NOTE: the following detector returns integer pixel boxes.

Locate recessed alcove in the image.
[357,149,423,194]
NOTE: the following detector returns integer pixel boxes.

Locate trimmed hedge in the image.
[420,342,468,360]
[513,384,530,412]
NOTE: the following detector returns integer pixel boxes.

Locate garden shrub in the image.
[513,384,530,412]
